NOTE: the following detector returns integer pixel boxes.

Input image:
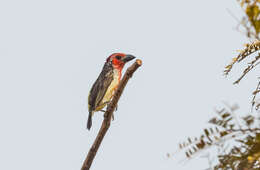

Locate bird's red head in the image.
[106,53,136,70]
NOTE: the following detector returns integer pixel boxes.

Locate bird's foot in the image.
[101,109,114,120]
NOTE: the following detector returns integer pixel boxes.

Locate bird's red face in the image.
[107,53,136,70]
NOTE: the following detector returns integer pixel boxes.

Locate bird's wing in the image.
[88,63,114,111]
[94,71,114,107]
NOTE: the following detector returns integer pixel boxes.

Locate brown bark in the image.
[81,59,142,170]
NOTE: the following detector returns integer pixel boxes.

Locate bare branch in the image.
[81,59,142,170]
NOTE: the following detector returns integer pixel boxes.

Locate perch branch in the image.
[81,59,142,170]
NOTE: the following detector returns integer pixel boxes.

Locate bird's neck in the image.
[113,67,122,80]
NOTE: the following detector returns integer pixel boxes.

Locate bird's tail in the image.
[87,112,92,130]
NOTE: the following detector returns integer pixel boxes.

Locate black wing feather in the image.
[88,61,114,112]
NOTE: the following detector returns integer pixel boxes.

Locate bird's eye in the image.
[115,55,122,60]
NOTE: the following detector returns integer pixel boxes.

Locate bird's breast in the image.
[102,70,121,103]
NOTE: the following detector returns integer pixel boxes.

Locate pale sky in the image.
[0,0,258,170]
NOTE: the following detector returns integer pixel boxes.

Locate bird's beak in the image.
[122,54,136,63]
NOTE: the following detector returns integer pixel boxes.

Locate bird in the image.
[87,53,136,130]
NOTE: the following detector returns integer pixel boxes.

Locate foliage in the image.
[216,132,260,170]
[177,104,260,169]
[236,0,260,40]
[175,1,260,169]
[179,105,260,170]
[225,0,260,110]
[224,40,260,110]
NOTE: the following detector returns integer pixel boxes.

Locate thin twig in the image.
[81,59,142,170]
[226,8,259,40]
[251,79,260,111]
[234,53,260,84]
